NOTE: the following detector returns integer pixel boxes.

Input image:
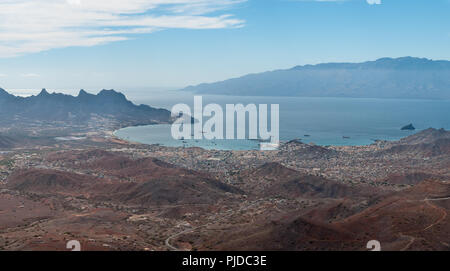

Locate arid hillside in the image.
[0,129,448,251]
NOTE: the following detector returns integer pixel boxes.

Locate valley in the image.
[0,127,448,251]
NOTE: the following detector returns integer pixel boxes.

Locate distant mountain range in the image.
[0,88,172,125]
[183,57,450,99]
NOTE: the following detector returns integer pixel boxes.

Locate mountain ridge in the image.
[183,57,450,99]
[291,57,450,70]
[0,88,172,125]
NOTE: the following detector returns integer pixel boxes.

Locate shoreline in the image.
[111,124,427,151]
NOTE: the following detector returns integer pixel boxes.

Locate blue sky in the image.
[0,0,449,91]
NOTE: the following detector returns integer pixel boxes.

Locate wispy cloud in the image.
[0,0,246,58]
[366,0,382,4]
[20,73,41,77]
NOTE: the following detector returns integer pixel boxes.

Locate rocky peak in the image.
[38,88,50,96]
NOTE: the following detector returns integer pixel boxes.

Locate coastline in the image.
[112,123,427,151]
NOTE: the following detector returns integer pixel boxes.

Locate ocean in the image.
[113,89,450,150]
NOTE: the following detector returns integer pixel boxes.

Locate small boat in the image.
[343,136,351,139]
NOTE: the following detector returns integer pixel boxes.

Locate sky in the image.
[0,0,449,91]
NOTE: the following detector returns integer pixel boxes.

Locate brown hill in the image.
[380,138,450,157]
[237,162,299,193]
[238,162,368,199]
[243,162,299,179]
[370,128,450,158]
[399,128,450,145]
[47,150,208,182]
[333,180,450,250]
[95,175,241,206]
[86,156,205,182]
[209,180,449,251]
[273,176,361,199]
[403,179,450,199]
[279,141,339,159]
[46,149,113,162]
[383,172,446,186]
[6,169,99,195]
[205,215,357,251]
[7,157,242,206]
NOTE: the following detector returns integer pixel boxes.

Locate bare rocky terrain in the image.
[0,127,448,251]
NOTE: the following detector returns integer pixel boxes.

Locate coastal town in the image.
[0,124,448,251]
[0,88,448,251]
[2,128,447,190]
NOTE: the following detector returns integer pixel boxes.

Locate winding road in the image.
[164,197,449,251]
[165,201,261,251]
[400,197,449,251]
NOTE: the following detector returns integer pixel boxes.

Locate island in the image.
[0,87,448,252]
[401,123,416,130]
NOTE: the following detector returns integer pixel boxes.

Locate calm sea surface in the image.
[113,89,450,150]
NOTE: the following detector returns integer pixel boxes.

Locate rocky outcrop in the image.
[401,123,416,130]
